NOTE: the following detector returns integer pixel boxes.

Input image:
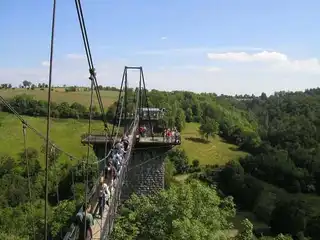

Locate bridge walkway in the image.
[89,135,181,239]
[63,133,180,240]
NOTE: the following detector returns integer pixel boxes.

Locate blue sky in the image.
[1,0,320,95]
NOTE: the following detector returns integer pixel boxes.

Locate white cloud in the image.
[66,53,86,60]
[161,36,167,40]
[208,51,288,62]
[274,58,320,74]
[208,50,320,74]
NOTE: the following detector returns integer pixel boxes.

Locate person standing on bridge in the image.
[115,140,121,151]
[97,177,110,218]
[175,130,181,143]
[166,128,172,142]
[76,203,94,240]
[122,135,129,150]
[105,161,116,193]
[119,144,126,156]
[163,128,167,142]
[112,152,121,171]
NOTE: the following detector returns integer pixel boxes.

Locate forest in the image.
[0,87,319,239]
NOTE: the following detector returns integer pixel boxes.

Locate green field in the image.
[0,108,248,169]
[0,88,119,107]
[180,122,248,165]
[0,112,105,165]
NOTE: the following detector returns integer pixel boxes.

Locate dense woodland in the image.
[0,86,319,239]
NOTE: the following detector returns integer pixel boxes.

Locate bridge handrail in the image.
[100,116,139,238]
[62,116,139,240]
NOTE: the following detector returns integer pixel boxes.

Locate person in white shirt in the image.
[97,177,110,218]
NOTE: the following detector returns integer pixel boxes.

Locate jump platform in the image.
[135,136,181,148]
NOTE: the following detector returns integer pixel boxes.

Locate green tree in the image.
[19,147,41,177]
[164,159,176,188]
[185,107,193,122]
[175,108,186,131]
[50,200,77,237]
[112,180,236,240]
[199,117,219,140]
[0,232,28,240]
[0,155,18,178]
[22,80,31,88]
[236,219,253,240]
[270,199,307,236]
[167,149,189,174]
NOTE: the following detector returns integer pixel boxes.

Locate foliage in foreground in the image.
[0,148,98,239]
[112,180,235,240]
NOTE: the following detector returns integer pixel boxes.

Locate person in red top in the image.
[139,126,145,137]
[166,129,172,142]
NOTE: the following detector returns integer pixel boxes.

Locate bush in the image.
[192,159,200,168]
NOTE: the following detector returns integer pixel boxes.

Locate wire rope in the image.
[74,0,108,133]
[84,77,94,238]
[22,124,36,240]
[44,0,57,238]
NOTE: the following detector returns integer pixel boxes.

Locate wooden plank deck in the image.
[91,186,114,240]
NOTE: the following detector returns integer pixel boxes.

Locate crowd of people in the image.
[75,135,130,240]
[138,124,181,144]
[163,127,181,143]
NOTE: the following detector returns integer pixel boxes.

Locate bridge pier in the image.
[121,146,170,200]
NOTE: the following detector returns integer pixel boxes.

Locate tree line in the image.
[0,80,123,91]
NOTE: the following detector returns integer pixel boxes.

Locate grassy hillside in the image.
[0,88,118,107]
[0,111,247,167]
[180,122,248,165]
[0,112,105,165]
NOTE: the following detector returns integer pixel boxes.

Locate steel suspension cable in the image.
[74,0,109,133]
[84,78,94,238]
[74,0,104,110]
[22,124,36,240]
[115,95,125,140]
[111,69,126,137]
[44,0,56,238]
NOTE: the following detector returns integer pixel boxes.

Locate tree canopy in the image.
[112,180,235,240]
